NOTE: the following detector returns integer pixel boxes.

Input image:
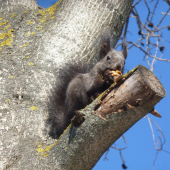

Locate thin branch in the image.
[163,0,170,6]
[110,146,128,164]
[158,25,170,29]
[156,7,170,28]
[144,0,151,25]
[122,135,128,144]
[128,37,144,50]
[132,9,153,33]
[129,42,170,62]
[103,149,109,161]
[151,0,159,22]
[146,115,169,170]
[161,12,170,15]
[132,0,142,7]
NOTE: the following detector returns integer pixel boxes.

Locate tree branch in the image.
[49,65,166,169]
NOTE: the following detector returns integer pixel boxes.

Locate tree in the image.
[0,0,168,169]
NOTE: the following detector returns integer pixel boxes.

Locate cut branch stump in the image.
[50,65,166,170]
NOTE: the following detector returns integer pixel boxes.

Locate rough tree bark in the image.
[0,0,165,170]
[0,0,38,11]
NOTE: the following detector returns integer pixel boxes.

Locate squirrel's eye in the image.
[107,56,110,60]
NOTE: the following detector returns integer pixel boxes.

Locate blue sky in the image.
[37,0,170,169]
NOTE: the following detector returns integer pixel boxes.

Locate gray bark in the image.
[0,0,38,11]
[0,0,139,169]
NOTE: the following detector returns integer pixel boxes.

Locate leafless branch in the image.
[129,0,170,72]
[161,12,170,15]
[156,7,170,28]
[132,0,142,7]
[110,146,128,164]
[144,0,151,25]
[128,41,170,62]
[151,0,159,22]
[163,0,170,6]
[146,115,170,170]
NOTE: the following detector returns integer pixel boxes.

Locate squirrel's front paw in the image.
[104,69,123,84]
[104,69,114,84]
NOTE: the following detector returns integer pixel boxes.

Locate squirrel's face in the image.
[99,49,126,73]
[99,40,127,74]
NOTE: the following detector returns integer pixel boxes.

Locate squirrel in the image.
[47,32,128,139]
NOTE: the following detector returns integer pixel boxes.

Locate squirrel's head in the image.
[99,39,127,73]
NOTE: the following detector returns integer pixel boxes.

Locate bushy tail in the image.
[46,62,89,139]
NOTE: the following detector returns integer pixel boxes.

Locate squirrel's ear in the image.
[100,40,111,59]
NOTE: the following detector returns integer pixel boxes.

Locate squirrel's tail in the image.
[46,62,89,139]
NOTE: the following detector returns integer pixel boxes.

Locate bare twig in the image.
[144,0,151,25]
[132,0,142,7]
[161,12,170,15]
[156,7,170,28]
[146,115,170,170]
[151,0,159,22]
[110,146,128,164]
[128,42,170,62]
[122,135,128,144]
[163,0,170,6]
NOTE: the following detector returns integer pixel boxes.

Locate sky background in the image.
[37,0,170,169]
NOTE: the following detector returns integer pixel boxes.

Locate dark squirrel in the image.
[47,35,128,139]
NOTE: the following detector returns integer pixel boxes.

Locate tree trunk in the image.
[1,0,156,169]
[0,0,38,11]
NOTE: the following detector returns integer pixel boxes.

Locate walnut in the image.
[104,70,123,83]
[110,70,122,76]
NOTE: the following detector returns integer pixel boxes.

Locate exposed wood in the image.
[150,109,162,118]
[94,65,166,119]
